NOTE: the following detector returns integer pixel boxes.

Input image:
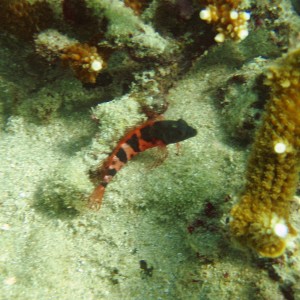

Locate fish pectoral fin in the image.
[142,146,168,170]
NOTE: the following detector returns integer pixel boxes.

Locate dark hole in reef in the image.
[254,112,261,120]
[227,74,247,85]
[252,74,270,109]
[242,120,256,130]
[291,0,300,15]
[139,260,154,278]
[152,0,214,64]
[82,72,113,89]
[280,282,295,300]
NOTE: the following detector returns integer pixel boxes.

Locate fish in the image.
[89,118,197,209]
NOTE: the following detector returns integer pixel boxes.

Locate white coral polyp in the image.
[274,142,287,154]
[200,9,212,22]
[274,223,289,238]
[91,59,103,72]
[237,28,249,40]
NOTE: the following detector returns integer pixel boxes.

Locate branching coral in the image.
[230,47,300,258]
[199,0,250,43]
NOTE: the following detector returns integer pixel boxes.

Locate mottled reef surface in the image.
[1,0,300,299]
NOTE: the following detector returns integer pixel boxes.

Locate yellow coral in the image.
[61,43,106,84]
[199,0,250,42]
[230,48,300,257]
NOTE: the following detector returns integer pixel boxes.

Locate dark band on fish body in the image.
[127,134,141,152]
[140,126,153,142]
[107,168,117,176]
[116,147,128,163]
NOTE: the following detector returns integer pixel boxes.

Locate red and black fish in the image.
[89,118,197,209]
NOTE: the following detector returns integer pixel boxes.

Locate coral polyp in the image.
[61,43,106,84]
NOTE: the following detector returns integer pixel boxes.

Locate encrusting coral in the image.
[35,29,77,62]
[35,30,107,84]
[61,43,106,84]
[199,0,250,43]
[230,47,300,258]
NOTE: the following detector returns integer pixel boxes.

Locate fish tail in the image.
[88,185,106,210]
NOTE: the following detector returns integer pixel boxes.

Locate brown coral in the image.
[0,0,54,40]
[61,43,107,84]
[124,0,150,15]
[230,48,300,258]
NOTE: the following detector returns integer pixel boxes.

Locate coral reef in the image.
[199,0,251,42]
[218,57,268,145]
[230,47,300,258]
[0,0,54,40]
[35,29,77,62]
[35,30,108,84]
[85,0,177,60]
[1,0,300,299]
